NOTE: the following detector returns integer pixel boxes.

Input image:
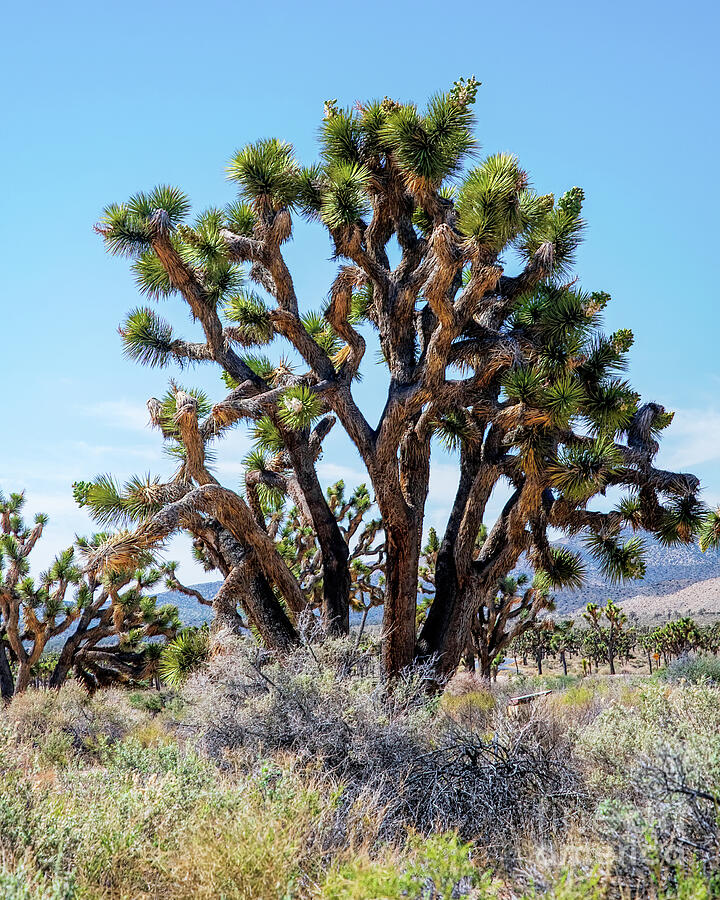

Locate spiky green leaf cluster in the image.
[550,436,622,501]
[655,495,708,546]
[456,154,535,249]
[302,310,343,355]
[79,473,168,529]
[538,547,587,590]
[277,385,323,430]
[227,139,299,210]
[252,416,285,454]
[699,508,720,552]
[224,292,274,344]
[584,532,647,583]
[431,409,481,452]
[120,307,175,367]
[320,162,372,229]
[518,187,585,277]
[98,186,191,257]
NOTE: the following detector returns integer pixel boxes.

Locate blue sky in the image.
[2,0,719,580]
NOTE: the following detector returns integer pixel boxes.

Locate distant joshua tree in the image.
[583,598,627,675]
[89,78,705,681]
[0,490,180,698]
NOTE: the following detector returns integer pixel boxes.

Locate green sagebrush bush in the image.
[663,652,720,684]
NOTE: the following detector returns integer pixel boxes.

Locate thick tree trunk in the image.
[419,487,524,681]
[463,644,476,672]
[478,639,491,679]
[49,615,93,689]
[381,518,421,677]
[14,663,32,694]
[286,437,350,636]
[0,642,14,700]
[49,643,77,689]
[212,531,299,654]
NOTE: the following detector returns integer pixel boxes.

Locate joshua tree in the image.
[468,573,553,678]
[93,79,704,680]
[0,490,180,697]
[549,619,578,676]
[583,598,627,675]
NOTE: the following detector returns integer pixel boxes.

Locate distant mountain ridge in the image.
[157,535,720,627]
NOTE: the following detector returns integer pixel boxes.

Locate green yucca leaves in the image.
[320,110,364,165]
[577,335,630,385]
[302,309,343,355]
[536,287,596,342]
[431,410,481,452]
[616,493,643,530]
[239,352,277,383]
[127,185,191,224]
[252,416,285,453]
[456,154,528,248]
[519,187,585,277]
[655,495,708,546]
[502,366,545,406]
[277,385,323,430]
[583,379,639,435]
[158,386,212,434]
[224,199,257,236]
[132,251,175,299]
[320,162,372,229]
[544,376,585,427]
[540,546,587,590]
[699,508,720,552]
[159,628,210,686]
[121,308,175,368]
[223,292,274,345]
[550,436,622,501]
[380,96,475,189]
[77,473,167,529]
[98,186,190,257]
[98,202,153,257]
[227,139,299,210]
[295,164,326,219]
[584,532,647,583]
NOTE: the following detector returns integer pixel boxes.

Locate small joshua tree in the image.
[0,489,180,697]
[583,598,627,675]
[93,78,705,680]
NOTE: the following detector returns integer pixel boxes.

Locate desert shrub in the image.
[319,832,494,900]
[663,653,720,684]
[184,638,583,851]
[0,863,76,900]
[6,683,145,752]
[576,681,720,890]
[38,729,75,769]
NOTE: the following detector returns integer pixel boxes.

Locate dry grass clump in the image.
[2,642,720,898]
[183,637,582,852]
[6,682,147,754]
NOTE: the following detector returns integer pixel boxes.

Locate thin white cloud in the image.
[80,399,151,432]
[660,409,720,469]
[317,461,367,487]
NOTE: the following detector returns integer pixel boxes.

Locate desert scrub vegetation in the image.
[1,639,719,898]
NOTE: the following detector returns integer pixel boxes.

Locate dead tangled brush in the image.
[183,637,582,852]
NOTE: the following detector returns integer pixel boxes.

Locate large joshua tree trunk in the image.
[381,515,421,676]
[376,428,430,677]
[0,642,14,700]
[284,434,350,635]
